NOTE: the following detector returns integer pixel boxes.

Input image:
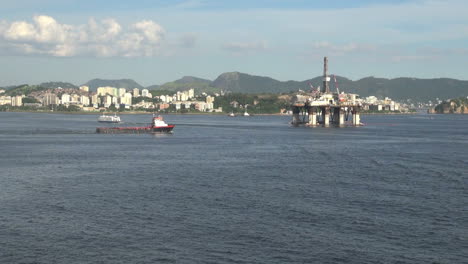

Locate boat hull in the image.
[97,120,120,123]
[96,125,175,134]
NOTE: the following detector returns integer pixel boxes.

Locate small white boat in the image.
[98,113,121,123]
[243,111,250,116]
[228,112,236,117]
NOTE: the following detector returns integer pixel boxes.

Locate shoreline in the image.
[0,110,421,116]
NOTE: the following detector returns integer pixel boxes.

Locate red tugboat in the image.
[96,115,175,134]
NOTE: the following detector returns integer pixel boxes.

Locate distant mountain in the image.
[148,76,215,94]
[39,82,78,89]
[211,72,341,94]
[342,77,468,101]
[173,76,211,84]
[210,72,468,101]
[83,79,144,92]
[145,84,160,90]
[212,72,278,93]
[25,73,466,102]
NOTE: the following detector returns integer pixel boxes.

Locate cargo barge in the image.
[96,115,175,134]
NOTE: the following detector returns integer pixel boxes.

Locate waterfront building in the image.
[369,104,383,111]
[104,95,113,107]
[71,94,80,104]
[118,88,126,97]
[79,85,89,92]
[159,103,170,110]
[12,95,24,106]
[194,102,208,111]
[97,86,118,97]
[42,93,58,106]
[61,93,70,105]
[206,95,214,105]
[112,96,118,105]
[0,96,12,105]
[188,88,195,99]
[91,94,99,106]
[121,92,133,106]
[141,89,150,97]
[80,95,90,106]
[133,88,140,97]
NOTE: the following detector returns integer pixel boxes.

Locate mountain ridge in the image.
[3,73,467,101]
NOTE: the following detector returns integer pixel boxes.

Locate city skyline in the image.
[1,0,467,86]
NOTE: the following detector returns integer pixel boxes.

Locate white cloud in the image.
[0,15,165,57]
[222,40,267,53]
[133,20,165,43]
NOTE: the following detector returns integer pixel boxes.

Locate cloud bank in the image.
[0,15,165,57]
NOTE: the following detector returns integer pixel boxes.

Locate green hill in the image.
[148,76,216,94]
[4,84,49,96]
[173,76,211,84]
[39,82,78,89]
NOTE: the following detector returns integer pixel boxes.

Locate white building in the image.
[112,96,119,105]
[12,95,24,106]
[188,88,195,98]
[133,88,140,97]
[42,93,58,106]
[206,95,214,105]
[61,93,71,104]
[121,92,133,106]
[91,94,99,106]
[0,96,12,105]
[118,88,126,97]
[80,95,90,106]
[79,85,89,92]
[97,86,118,97]
[71,94,80,104]
[141,89,150,97]
[104,95,113,107]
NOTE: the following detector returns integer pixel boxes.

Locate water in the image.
[0,112,466,263]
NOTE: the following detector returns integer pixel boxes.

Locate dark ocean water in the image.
[0,112,466,264]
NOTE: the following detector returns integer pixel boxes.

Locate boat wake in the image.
[0,129,97,135]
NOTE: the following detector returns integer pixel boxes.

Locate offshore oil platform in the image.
[291,57,362,127]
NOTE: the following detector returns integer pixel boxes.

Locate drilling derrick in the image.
[323,57,330,93]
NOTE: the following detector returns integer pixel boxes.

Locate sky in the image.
[0,0,467,86]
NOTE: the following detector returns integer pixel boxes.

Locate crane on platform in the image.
[333,74,339,94]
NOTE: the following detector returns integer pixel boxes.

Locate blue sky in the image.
[0,0,467,86]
